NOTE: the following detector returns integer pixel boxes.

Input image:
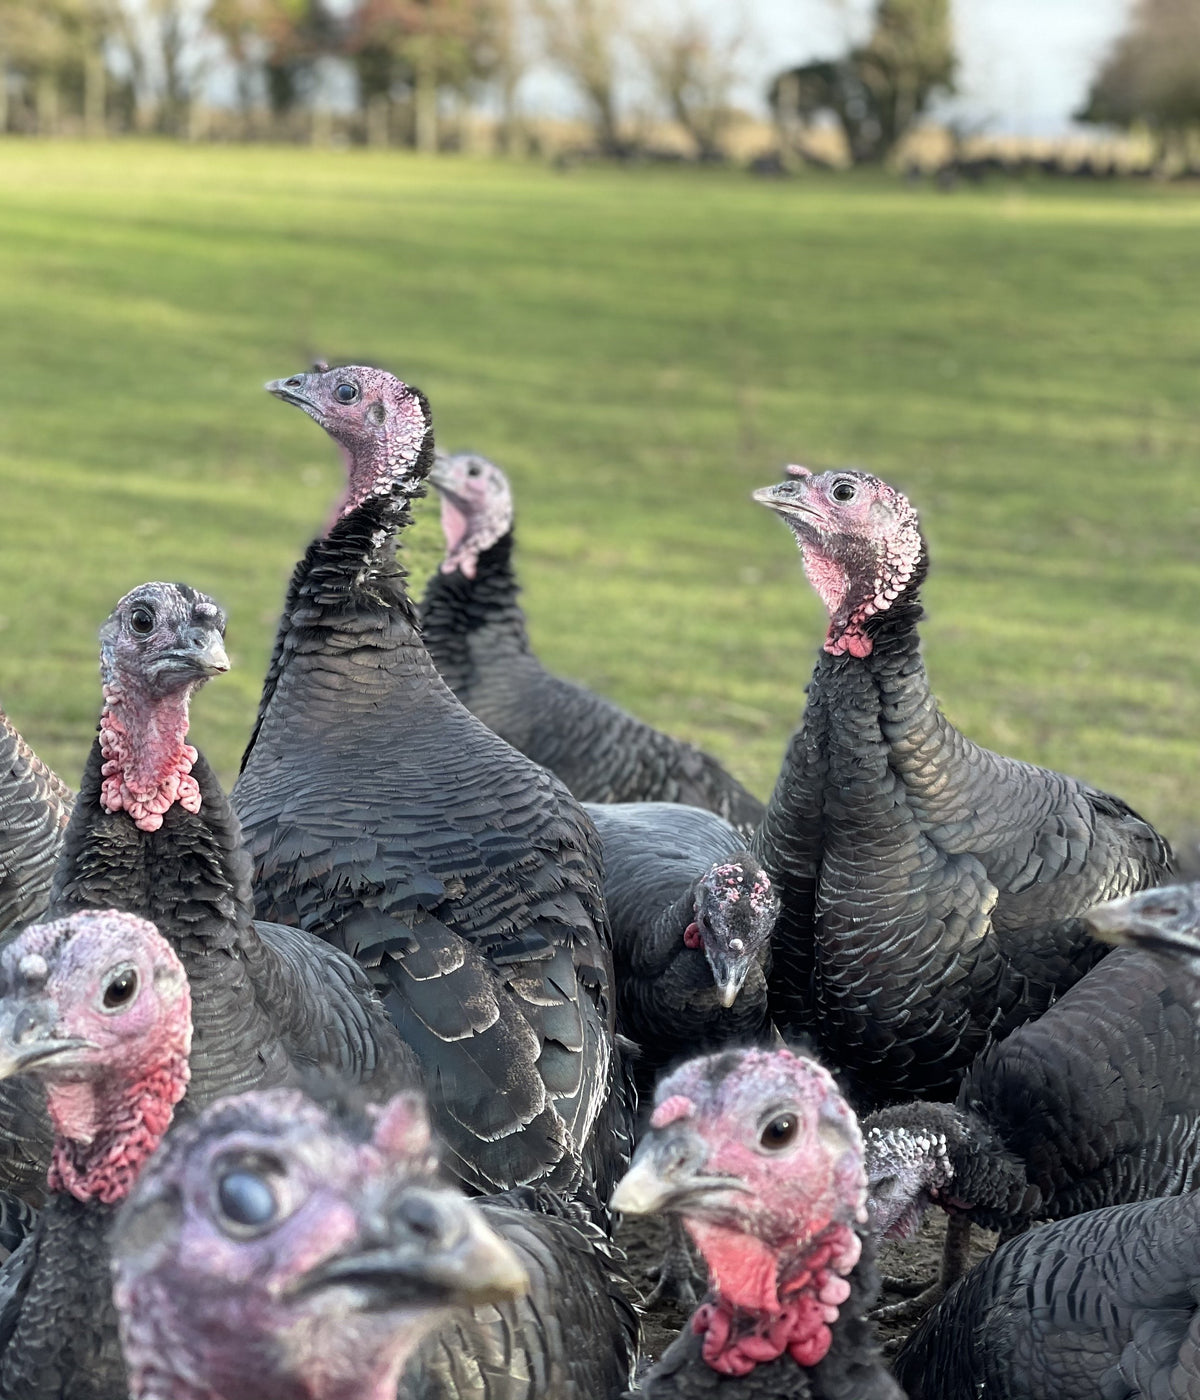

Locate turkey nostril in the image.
[285,376,303,387]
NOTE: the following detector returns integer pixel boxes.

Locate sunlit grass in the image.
[0,143,1197,843]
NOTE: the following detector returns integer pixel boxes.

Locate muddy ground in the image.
[616,1211,998,1363]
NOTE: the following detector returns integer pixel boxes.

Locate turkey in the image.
[419,451,764,834]
[611,1047,901,1399]
[113,1084,639,1400]
[0,908,193,1400]
[892,1190,1200,1399]
[753,465,1171,1105]
[0,704,72,936]
[864,932,1200,1318]
[584,802,777,1092]
[49,581,421,1109]
[233,366,629,1203]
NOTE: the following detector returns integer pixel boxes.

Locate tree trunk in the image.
[35,72,58,136]
[84,51,106,137]
[366,93,390,148]
[414,43,437,153]
[311,103,332,146]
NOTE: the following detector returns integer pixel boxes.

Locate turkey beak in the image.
[752,478,823,530]
[291,1187,528,1310]
[161,629,229,682]
[611,1127,739,1217]
[0,997,95,1081]
[266,373,322,417]
[706,947,750,1009]
[1086,888,1200,960]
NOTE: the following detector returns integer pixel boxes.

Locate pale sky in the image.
[521,0,1136,137]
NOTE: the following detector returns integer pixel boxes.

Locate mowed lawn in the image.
[0,142,1198,842]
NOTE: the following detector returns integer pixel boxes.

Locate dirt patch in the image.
[616,1210,998,1364]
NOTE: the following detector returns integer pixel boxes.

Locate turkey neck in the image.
[419,530,532,697]
[50,745,291,1104]
[245,490,460,746]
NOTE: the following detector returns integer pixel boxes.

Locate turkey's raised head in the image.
[0,909,191,1200]
[753,466,924,659]
[1087,882,1200,966]
[267,363,434,523]
[112,1086,529,1400]
[686,855,778,1007]
[429,450,514,579]
[97,582,228,832]
[611,1046,867,1375]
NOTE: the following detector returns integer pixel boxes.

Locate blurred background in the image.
[0,0,1197,847]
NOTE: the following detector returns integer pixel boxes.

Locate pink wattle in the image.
[98,692,202,834]
[683,921,702,949]
[686,1221,862,1376]
[47,1053,190,1204]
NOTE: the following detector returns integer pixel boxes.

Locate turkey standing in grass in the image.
[753,465,1171,1106]
[233,367,630,1204]
[419,451,765,834]
[0,705,73,936]
[113,1085,639,1400]
[612,1047,900,1399]
[0,909,192,1400]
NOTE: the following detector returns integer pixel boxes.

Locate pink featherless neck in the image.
[99,677,201,834]
[685,1217,862,1376]
[47,1045,191,1204]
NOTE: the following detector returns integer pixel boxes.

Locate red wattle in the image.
[683,921,702,949]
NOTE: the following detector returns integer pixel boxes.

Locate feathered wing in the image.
[406,1188,639,1400]
[0,709,72,937]
[895,1192,1200,1400]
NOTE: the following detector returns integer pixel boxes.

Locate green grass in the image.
[0,143,1198,844]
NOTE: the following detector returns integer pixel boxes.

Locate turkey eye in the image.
[102,968,138,1009]
[334,382,359,404]
[129,607,155,635]
[467,463,482,478]
[217,1170,278,1230]
[831,480,857,503]
[760,1113,798,1150]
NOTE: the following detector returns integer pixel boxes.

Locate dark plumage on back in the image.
[0,910,192,1400]
[419,451,764,834]
[864,938,1200,1315]
[49,581,419,1107]
[112,1085,531,1400]
[612,1048,900,1400]
[753,465,1171,1106]
[233,368,629,1201]
[0,705,72,936]
[890,884,1200,1396]
[585,802,776,1091]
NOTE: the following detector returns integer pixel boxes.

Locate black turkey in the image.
[0,705,72,937]
[584,801,777,1092]
[893,1188,1200,1399]
[611,1047,900,1399]
[864,935,1200,1317]
[113,1084,639,1400]
[419,451,764,834]
[0,909,193,1400]
[753,465,1171,1106]
[233,367,630,1203]
[50,581,420,1109]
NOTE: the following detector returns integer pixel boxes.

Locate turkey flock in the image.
[1,360,1197,1400]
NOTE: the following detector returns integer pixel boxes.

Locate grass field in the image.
[0,142,1197,842]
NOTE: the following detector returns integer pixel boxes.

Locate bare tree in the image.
[634,0,747,160]
[532,0,627,154]
[1078,0,1200,167]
